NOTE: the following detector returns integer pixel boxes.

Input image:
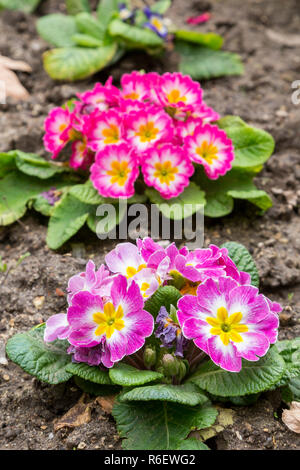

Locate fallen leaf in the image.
[266,29,300,47]
[55,288,65,297]
[282,402,300,434]
[54,394,92,431]
[95,395,116,414]
[190,407,235,442]
[0,55,32,101]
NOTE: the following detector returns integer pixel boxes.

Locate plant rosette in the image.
[35,0,243,81]
[6,238,298,450]
[0,72,275,249]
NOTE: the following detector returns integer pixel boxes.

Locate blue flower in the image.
[143,7,169,39]
[119,3,136,23]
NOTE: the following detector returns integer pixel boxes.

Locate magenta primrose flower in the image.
[177,277,280,372]
[44,238,281,372]
[43,71,235,200]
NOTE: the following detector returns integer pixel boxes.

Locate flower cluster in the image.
[43,72,234,200]
[44,238,280,372]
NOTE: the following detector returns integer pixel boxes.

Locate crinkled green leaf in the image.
[47,193,93,249]
[74,376,121,396]
[66,361,112,384]
[120,383,208,406]
[15,151,70,179]
[144,285,182,318]
[221,241,259,287]
[6,324,72,385]
[97,0,119,30]
[109,363,163,386]
[75,12,106,40]
[43,43,117,81]
[69,180,104,205]
[275,338,300,394]
[37,14,77,47]
[66,0,90,15]
[177,439,210,450]
[151,0,171,14]
[113,400,217,450]
[217,116,275,171]
[146,182,206,220]
[0,0,40,12]
[0,171,67,226]
[189,348,286,397]
[176,41,243,80]
[281,377,300,403]
[109,19,164,48]
[175,31,223,49]
[0,151,17,177]
[72,34,104,47]
[194,167,272,218]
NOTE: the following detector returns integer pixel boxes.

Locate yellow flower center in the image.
[180,280,200,296]
[141,282,150,297]
[166,89,187,104]
[93,302,125,339]
[106,160,130,186]
[126,264,147,278]
[151,18,163,31]
[102,124,120,144]
[206,306,248,346]
[123,91,140,100]
[59,123,68,133]
[135,121,160,142]
[153,161,178,185]
[196,141,218,165]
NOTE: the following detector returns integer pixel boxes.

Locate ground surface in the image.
[0,0,300,450]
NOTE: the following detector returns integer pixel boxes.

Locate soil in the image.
[0,0,300,451]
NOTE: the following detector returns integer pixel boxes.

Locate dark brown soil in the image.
[0,0,300,450]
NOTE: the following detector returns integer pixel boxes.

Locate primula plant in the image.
[0,0,41,13]
[36,0,243,81]
[6,239,300,450]
[0,72,275,249]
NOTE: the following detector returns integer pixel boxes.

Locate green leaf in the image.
[177,439,210,450]
[69,180,104,205]
[108,19,164,48]
[0,151,17,177]
[175,31,223,49]
[217,116,275,171]
[46,193,93,249]
[75,12,106,40]
[113,400,217,450]
[120,383,208,406]
[194,167,272,218]
[15,151,70,179]
[97,0,119,30]
[66,361,112,384]
[281,377,300,403]
[37,14,77,47]
[221,241,259,287]
[151,0,171,14]
[274,338,300,397]
[109,363,163,386]
[6,324,72,385]
[66,0,91,15]
[146,182,206,220]
[43,43,117,81]
[0,171,66,226]
[176,41,244,80]
[0,0,40,12]
[189,348,286,397]
[74,376,120,396]
[72,34,104,47]
[144,285,182,318]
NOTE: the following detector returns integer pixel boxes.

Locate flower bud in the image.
[144,346,157,368]
[162,353,179,377]
[177,360,187,381]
